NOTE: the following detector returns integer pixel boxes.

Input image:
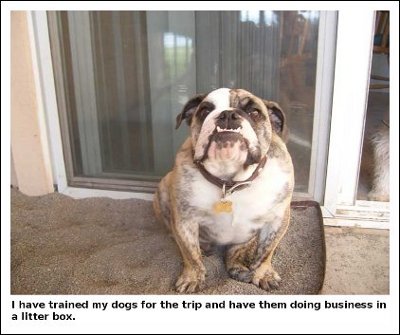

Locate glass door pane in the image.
[48,11,331,195]
[358,11,389,202]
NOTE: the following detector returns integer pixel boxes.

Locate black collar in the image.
[195,156,267,194]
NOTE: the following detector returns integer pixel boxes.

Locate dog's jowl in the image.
[153,88,294,293]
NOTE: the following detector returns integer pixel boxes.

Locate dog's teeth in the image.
[216,126,242,133]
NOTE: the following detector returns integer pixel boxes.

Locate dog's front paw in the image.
[175,269,205,293]
[228,265,253,283]
[252,266,281,291]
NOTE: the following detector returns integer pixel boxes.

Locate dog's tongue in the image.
[207,140,247,161]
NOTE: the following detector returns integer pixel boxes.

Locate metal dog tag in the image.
[213,199,233,213]
[213,184,233,214]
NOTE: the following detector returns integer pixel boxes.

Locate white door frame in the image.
[324,9,375,212]
[322,10,390,229]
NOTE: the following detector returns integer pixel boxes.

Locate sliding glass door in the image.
[48,11,335,198]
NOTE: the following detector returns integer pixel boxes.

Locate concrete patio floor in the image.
[322,226,389,294]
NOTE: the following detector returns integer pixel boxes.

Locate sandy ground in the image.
[322,226,389,294]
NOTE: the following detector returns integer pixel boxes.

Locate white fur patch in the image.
[189,157,291,245]
[240,118,259,151]
[193,89,230,161]
[205,88,230,109]
[193,88,259,164]
[368,126,389,201]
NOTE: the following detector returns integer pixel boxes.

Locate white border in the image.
[4,4,399,335]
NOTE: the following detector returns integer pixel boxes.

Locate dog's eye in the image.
[198,107,210,121]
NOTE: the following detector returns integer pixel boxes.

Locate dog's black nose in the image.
[218,110,240,121]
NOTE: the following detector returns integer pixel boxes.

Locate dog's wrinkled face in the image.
[176,88,286,173]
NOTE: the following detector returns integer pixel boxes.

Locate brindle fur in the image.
[154,88,294,293]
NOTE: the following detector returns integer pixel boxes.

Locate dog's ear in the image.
[175,94,206,129]
[263,100,288,142]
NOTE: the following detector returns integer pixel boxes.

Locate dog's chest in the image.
[188,160,289,245]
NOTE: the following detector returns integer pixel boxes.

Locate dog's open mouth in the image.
[207,127,248,161]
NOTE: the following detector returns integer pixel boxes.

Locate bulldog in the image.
[153,88,294,293]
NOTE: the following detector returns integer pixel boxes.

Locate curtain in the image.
[52,11,319,193]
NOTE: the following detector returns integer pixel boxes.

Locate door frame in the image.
[322,10,390,228]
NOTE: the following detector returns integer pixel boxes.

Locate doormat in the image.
[11,190,325,295]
